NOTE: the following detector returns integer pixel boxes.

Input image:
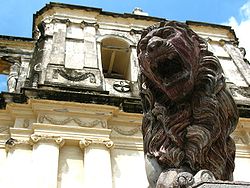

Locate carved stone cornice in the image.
[30,134,65,147]
[79,137,113,149]
[5,138,32,151]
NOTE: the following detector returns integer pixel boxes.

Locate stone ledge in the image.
[193,181,250,187]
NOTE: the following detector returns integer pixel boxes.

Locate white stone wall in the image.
[0,99,148,188]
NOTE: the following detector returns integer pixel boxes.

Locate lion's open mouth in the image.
[151,53,190,86]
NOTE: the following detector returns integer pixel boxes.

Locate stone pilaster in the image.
[222,41,250,86]
[81,20,98,68]
[79,137,113,188]
[30,134,64,188]
[5,138,33,188]
[0,135,8,188]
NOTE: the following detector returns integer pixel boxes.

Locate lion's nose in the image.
[147,37,163,52]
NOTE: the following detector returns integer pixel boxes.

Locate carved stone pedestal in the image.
[156,170,250,188]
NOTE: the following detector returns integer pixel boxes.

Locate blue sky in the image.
[1,0,250,92]
[0,0,248,37]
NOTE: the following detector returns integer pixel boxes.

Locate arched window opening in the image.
[101,37,131,80]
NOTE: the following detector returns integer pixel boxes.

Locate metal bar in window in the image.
[108,50,116,74]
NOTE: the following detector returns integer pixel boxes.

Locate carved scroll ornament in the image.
[30,134,65,147]
[79,137,113,149]
[5,138,31,151]
[137,21,239,187]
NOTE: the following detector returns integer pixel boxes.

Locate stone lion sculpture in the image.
[137,21,239,187]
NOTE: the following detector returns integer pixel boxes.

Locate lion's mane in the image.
[137,21,238,180]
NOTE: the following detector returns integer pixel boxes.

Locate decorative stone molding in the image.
[232,130,250,145]
[228,85,250,98]
[51,18,71,25]
[112,126,141,136]
[38,114,107,128]
[34,63,42,72]
[22,119,30,128]
[79,137,114,149]
[58,68,96,83]
[5,138,32,151]
[30,134,65,147]
[129,29,143,35]
[0,127,9,134]
[80,20,99,29]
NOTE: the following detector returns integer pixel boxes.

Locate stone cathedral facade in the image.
[0,2,250,188]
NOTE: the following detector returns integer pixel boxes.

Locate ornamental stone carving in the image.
[137,21,239,187]
[58,68,96,83]
[113,80,131,92]
[112,126,141,136]
[79,137,114,149]
[80,20,99,29]
[30,134,65,147]
[5,138,32,151]
[38,115,107,128]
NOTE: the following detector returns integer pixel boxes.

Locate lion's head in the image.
[137,21,208,101]
[137,21,238,185]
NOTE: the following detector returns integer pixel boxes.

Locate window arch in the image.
[101,37,131,80]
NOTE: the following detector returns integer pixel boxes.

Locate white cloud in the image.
[225,1,250,61]
[240,1,250,19]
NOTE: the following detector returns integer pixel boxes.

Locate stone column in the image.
[0,138,7,188]
[5,139,33,188]
[79,137,113,188]
[30,134,64,188]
